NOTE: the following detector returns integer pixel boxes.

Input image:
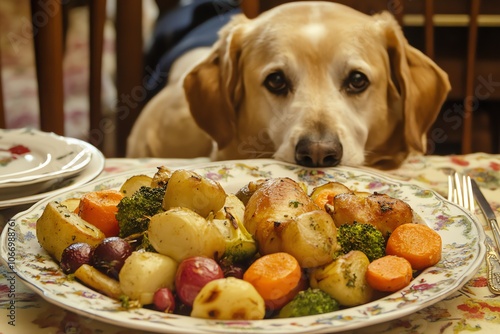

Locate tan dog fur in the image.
[126,1,450,169]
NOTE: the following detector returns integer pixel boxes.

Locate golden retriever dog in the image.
[127,1,450,169]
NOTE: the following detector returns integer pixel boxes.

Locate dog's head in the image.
[183,2,450,168]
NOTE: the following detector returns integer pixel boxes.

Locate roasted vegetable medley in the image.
[35,167,442,320]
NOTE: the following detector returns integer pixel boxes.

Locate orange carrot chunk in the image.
[243,252,303,310]
[76,190,124,237]
[385,223,442,271]
[366,255,413,292]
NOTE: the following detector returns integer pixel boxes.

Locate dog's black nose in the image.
[295,138,343,167]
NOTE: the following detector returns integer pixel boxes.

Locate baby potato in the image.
[281,210,338,268]
[119,251,178,305]
[244,178,320,255]
[119,174,153,197]
[309,250,373,307]
[148,207,226,263]
[191,277,265,320]
[333,192,413,237]
[163,169,226,217]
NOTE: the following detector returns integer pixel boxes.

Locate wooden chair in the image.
[0,1,144,157]
[240,0,485,154]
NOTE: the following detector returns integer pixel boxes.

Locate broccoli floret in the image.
[336,222,385,262]
[116,186,166,238]
[278,288,339,318]
[138,232,156,252]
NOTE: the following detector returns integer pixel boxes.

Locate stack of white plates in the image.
[0,128,105,209]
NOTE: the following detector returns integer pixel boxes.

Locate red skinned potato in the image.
[175,256,224,307]
[60,242,93,274]
[153,287,176,313]
[91,237,133,279]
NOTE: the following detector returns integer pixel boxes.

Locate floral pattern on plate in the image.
[0,159,486,333]
[0,128,92,186]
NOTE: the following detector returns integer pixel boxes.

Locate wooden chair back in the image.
[0,1,144,157]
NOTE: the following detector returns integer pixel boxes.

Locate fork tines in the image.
[448,173,475,212]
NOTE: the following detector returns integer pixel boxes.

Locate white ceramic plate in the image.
[0,160,485,333]
[0,139,104,209]
[0,128,92,187]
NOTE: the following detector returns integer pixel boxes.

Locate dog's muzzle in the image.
[295,137,343,167]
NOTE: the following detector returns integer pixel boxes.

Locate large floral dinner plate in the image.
[0,159,485,334]
[0,128,92,187]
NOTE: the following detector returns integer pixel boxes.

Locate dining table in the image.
[0,152,499,334]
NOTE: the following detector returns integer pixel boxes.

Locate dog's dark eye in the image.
[344,71,369,94]
[264,71,290,96]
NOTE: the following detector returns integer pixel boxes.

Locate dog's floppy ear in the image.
[183,14,249,150]
[377,12,451,155]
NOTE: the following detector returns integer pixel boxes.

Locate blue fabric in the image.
[144,1,241,102]
[145,0,215,69]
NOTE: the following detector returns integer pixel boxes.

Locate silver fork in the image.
[448,173,500,294]
[447,173,475,212]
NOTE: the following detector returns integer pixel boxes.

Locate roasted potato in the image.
[119,251,178,305]
[162,169,226,217]
[119,174,153,197]
[234,179,267,206]
[244,177,338,268]
[309,250,374,307]
[281,210,339,268]
[148,207,226,262]
[36,201,105,261]
[60,197,80,212]
[191,277,265,320]
[332,192,414,237]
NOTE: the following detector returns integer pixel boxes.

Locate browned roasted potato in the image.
[332,192,413,237]
[244,177,338,268]
[162,169,226,218]
[235,179,267,206]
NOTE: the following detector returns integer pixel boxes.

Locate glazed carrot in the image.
[76,190,124,237]
[310,182,351,210]
[243,252,303,310]
[312,190,335,210]
[366,255,413,292]
[385,223,442,270]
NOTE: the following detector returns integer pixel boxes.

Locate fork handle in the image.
[486,244,500,294]
[489,218,500,252]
